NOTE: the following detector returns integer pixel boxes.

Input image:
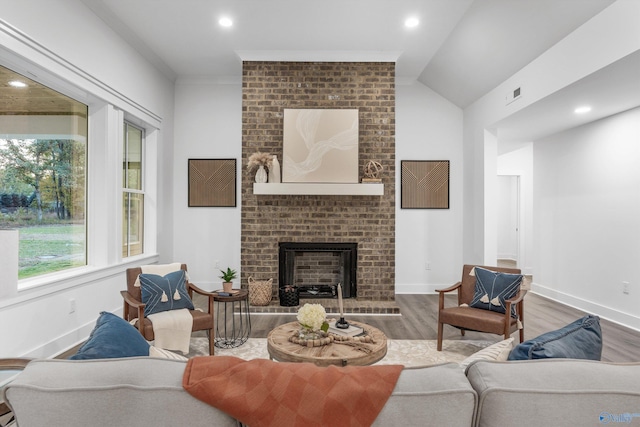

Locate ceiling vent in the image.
[506,87,522,105]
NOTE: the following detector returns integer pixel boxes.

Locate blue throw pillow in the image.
[508,315,602,361]
[70,311,149,360]
[139,270,194,317]
[470,267,523,316]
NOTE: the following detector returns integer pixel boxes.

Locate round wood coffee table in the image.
[267,320,387,367]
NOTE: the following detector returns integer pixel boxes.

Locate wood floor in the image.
[246,293,640,363]
[59,291,640,363]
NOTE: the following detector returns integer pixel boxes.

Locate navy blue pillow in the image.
[139,270,194,316]
[470,267,523,316]
[70,311,149,360]
[508,315,602,361]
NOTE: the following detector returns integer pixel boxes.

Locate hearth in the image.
[278,242,357,299]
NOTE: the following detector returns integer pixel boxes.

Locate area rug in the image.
[186,338,494,367]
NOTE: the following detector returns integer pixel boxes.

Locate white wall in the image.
[462,0,640,329]
[533,108,640,329]
[496,176,518,261]
[0,0,170,118]
[498,144,534,274]
[172,78,242,290]
[463,0,640,265]
[395,82,463,292]
[0,0,175,358]
[169,79,464,293]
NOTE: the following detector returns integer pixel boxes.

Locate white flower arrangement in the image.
[297,303,329,332]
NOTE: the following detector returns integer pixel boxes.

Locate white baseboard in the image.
[23,307,123,359]
[23,320,95,359]
[395,283,449,294]
[532,283,640,332]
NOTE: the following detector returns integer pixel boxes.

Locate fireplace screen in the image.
[278,242,357,299]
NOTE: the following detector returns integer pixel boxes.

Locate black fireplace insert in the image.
[278,242,357,299]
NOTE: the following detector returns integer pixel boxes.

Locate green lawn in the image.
[17,224,86,279]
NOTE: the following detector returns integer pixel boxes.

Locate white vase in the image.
[255,165,268,183]
[269,155,281,183]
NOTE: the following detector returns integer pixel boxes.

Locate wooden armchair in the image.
[436,264,526,351]
[121,264,216,355]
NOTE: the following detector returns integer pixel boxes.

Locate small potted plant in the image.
[219,267,237,292]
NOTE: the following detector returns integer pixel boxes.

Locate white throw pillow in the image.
[149,345,188,361]
[459,338,514,369]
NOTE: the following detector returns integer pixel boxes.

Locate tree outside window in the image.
[0,65,87,279]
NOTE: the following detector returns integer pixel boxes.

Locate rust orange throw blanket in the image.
[183,356,404,427]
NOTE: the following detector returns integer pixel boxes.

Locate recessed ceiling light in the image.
[219,17,233,27]
[405,17,419,28]
[574,106,592,114]
[8,80,27,88]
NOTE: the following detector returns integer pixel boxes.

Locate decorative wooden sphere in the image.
[364,161,383,179]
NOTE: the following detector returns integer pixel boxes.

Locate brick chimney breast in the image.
[241,62,396,305]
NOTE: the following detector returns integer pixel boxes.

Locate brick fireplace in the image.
[241,61,397,312]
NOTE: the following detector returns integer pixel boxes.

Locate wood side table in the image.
[213,289,251,348]
[267,320,387,367]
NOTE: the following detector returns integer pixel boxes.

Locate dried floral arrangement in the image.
[247,151,273,171]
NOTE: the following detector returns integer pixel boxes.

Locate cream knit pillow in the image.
[149,345,188,361]
[459,338,514,369]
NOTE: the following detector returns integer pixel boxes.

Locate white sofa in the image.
[4,357,640,426]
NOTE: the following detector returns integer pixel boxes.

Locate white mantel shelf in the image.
[253,183,384,196]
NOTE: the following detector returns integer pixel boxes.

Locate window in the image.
[122,122,144,257]
[0,64,87,279]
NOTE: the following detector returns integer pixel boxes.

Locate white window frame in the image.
[122,121,145,258]
[0,40,160,300]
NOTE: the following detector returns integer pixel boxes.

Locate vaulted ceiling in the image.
[4,1,636,146]
[83,0,615,108]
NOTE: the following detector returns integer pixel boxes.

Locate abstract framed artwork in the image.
[401,160,450,209]
[282,108,359,183]
[188,159,236,207]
